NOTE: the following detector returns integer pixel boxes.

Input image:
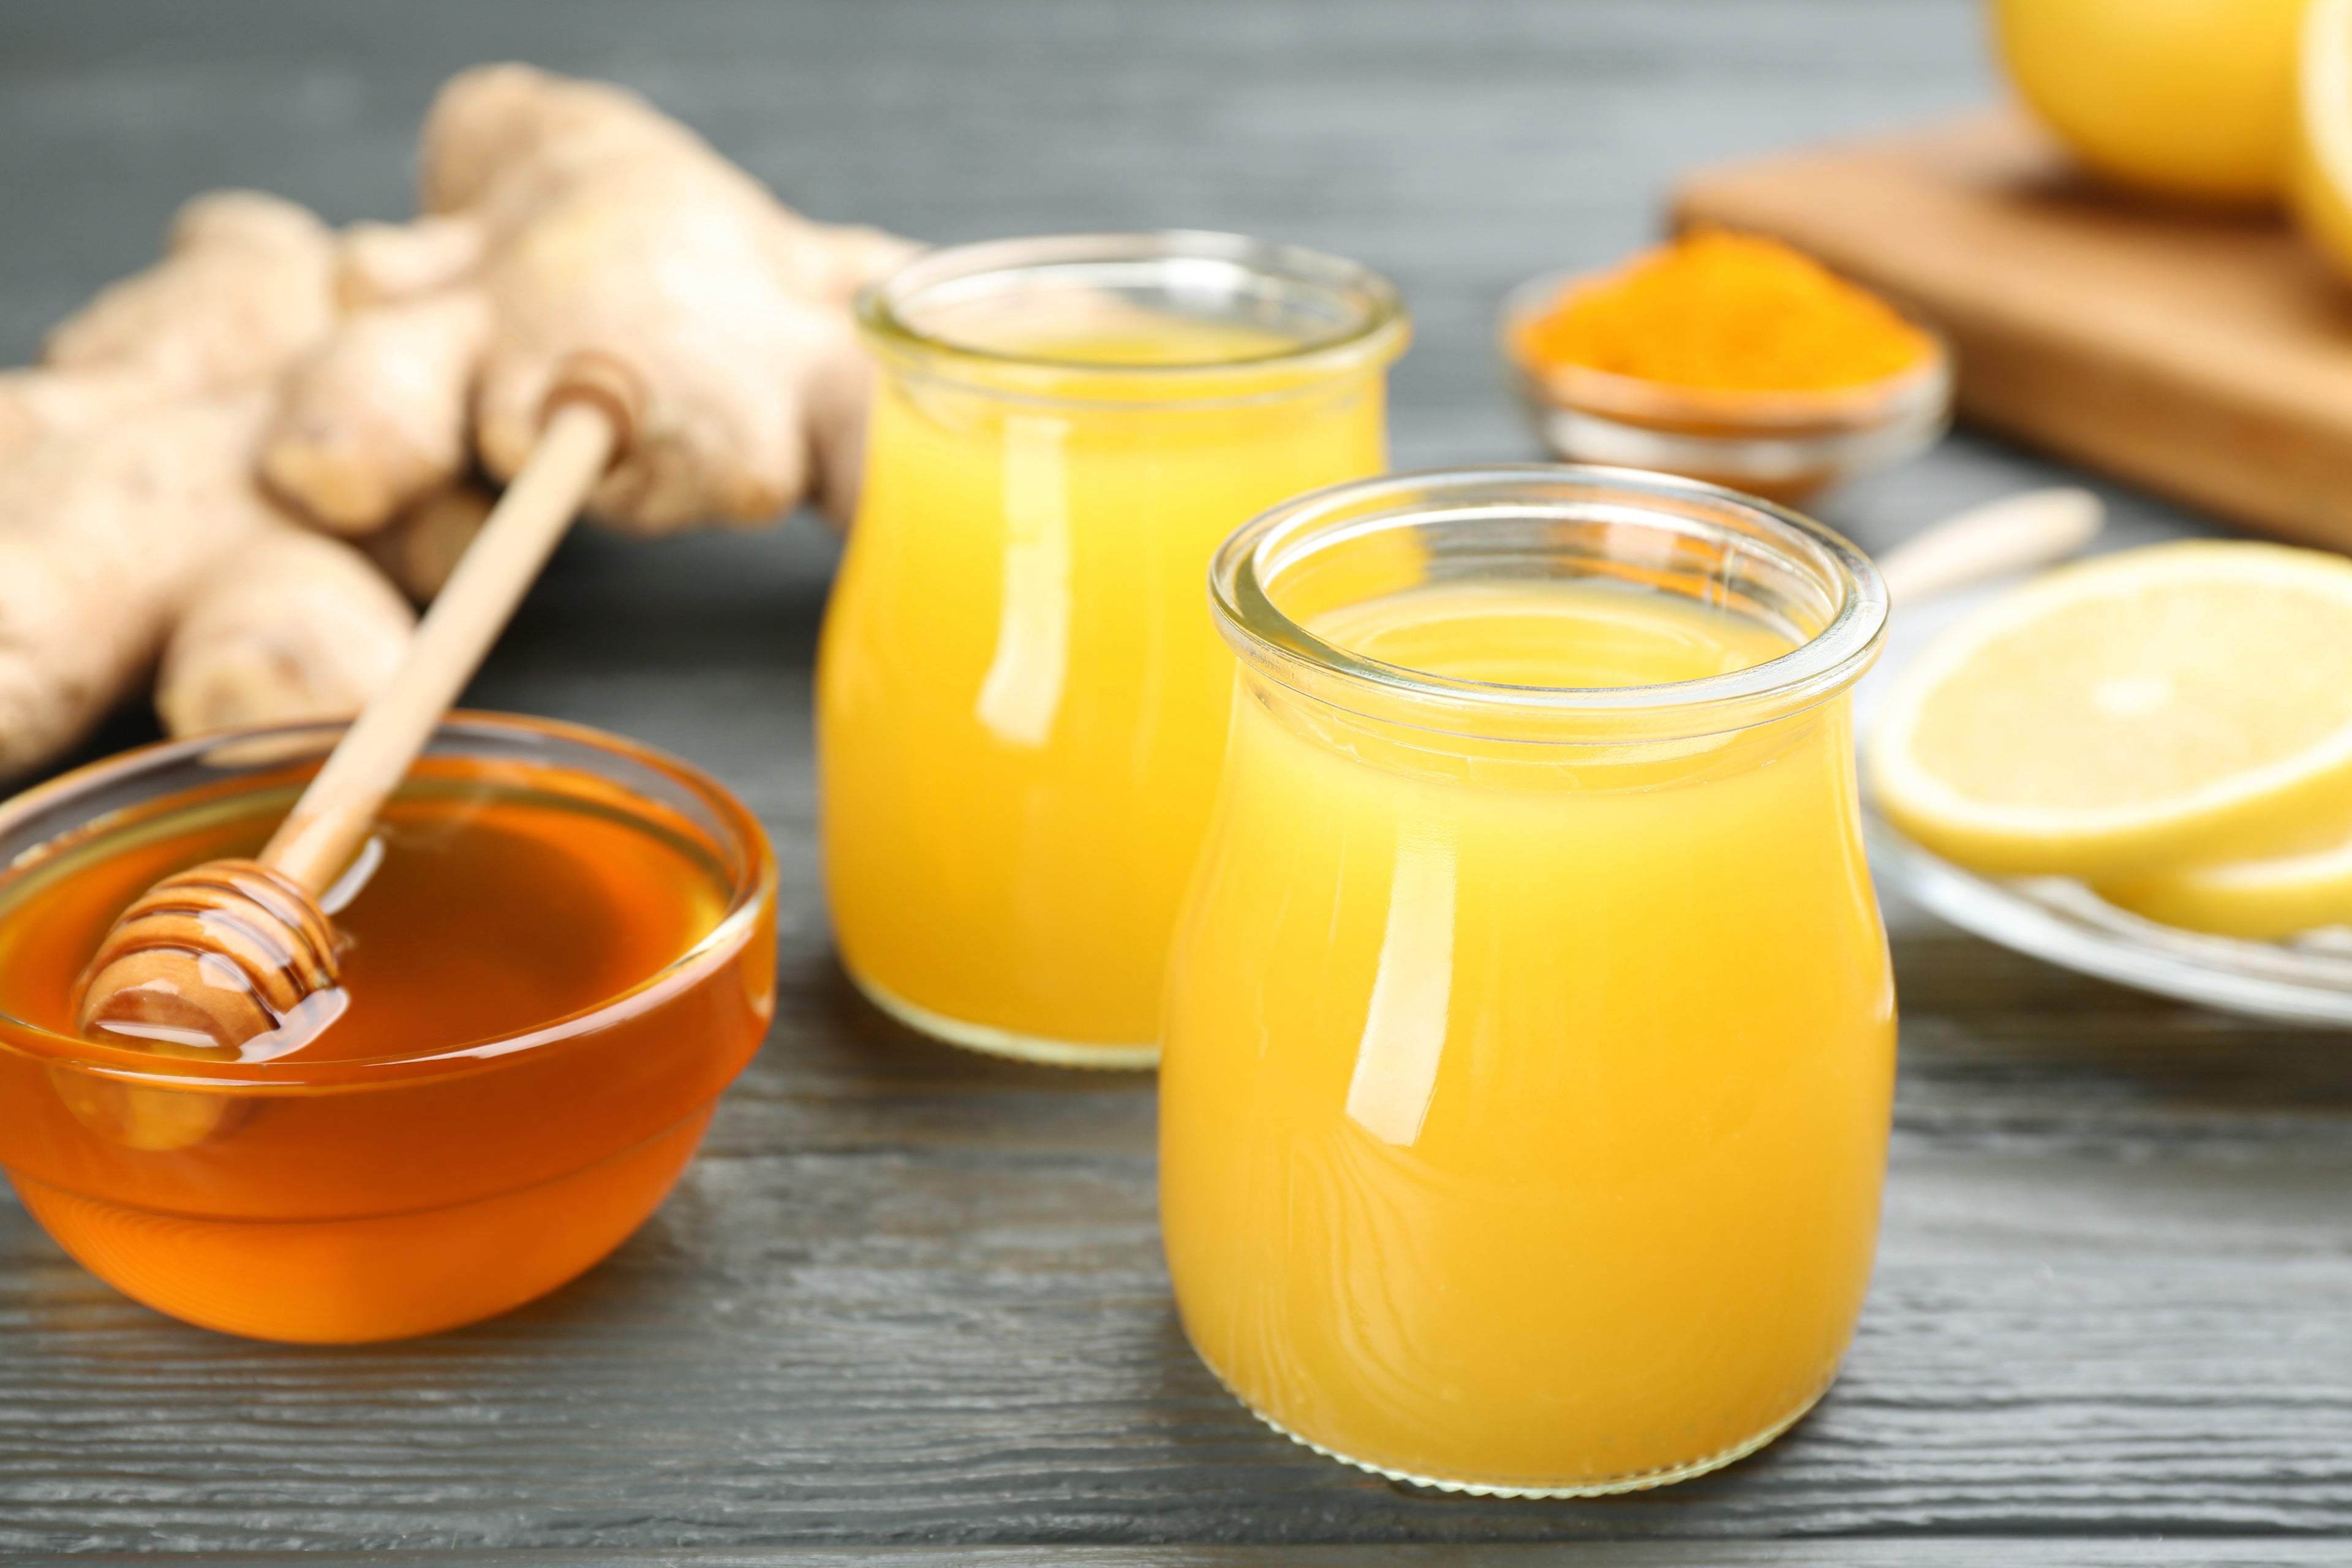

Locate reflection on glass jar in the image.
[819,232,1408,1066]
[1162,466,1895,1494]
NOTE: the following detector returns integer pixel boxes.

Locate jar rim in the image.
[0,710,777,1090]
[856,229,1409,392]
[1208,464,1889,741]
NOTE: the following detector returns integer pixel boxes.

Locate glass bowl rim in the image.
[1498,262,1954,435]
[1208,462,1889,729]
[857,228,1411,383]
[0,710,777,1088]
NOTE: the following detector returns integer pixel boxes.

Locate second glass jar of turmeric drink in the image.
[819,232,1408,1065]
[1161,466,1895,1494]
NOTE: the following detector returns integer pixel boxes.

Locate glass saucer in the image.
[1866,807,2352,1026]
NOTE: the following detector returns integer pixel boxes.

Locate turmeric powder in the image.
[1517,230,1931,392]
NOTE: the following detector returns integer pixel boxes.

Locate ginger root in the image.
[0,401,271,774]
[260,288,490,533]
[0,192,335,459]
[158,519,414,737]
[338,213,486,307]
[264,64,918,538]
[0,398,410,775]
[364,482,494,603]
[4,65,916,781]
[0,196,415,778]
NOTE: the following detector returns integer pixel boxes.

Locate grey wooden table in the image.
[2,1,2346,1561]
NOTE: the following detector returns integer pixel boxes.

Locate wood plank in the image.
[1674,111,2352,550]
[39,1548,2352,1568]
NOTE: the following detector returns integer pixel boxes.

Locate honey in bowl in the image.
[0,715,776,1344]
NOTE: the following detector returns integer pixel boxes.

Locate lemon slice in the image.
[2296,0,2352,279]
[1867,541,2352,878]
[2098,821,2352,939]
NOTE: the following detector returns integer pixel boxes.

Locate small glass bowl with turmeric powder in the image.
[1503,229,1951,503]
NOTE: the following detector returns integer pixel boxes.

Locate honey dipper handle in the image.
[261,399,619,891]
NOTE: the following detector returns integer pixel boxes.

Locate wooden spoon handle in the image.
[261,399,618,891]
[1875,487,2105,607]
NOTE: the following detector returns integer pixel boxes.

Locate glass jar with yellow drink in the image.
[819,233,1408,1066]
[1162,466,1894,1494]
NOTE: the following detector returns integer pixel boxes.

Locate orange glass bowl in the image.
[1500,267,1953,503]
[0,713,777,1344]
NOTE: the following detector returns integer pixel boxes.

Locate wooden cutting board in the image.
[1675,110,2352,551]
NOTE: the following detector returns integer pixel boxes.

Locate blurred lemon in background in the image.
[2295,0,2352,278]
[1991,0,2304,206]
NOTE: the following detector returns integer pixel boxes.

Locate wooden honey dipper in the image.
[72,367,638,1057]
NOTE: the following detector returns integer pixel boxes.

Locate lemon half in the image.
[1868,541,2352,879]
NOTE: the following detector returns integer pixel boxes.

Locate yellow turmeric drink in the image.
[1161,468,1895,1494]
[820,233,1407,1065]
